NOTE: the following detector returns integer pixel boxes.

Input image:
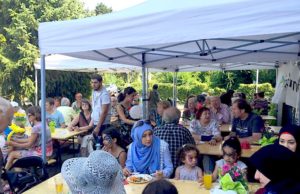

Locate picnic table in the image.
[23,173,260,194]
[261,115,276,120]
[197,142,261,158]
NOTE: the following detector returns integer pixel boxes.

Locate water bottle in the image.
[96,143,101,150]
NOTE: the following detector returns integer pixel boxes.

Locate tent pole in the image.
[255,69,259,93]
[40,55,47,162]
[173,70,178,106]
[142,53,147,119]
[35,69,38,106]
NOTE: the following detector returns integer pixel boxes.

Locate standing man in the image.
[148,84,160,115]
[91,74,111,143]
[0,97,14,193]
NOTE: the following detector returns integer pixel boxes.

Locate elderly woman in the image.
[250,144,300,194]
[277,124,300,155]
[183,96,197,121]
[123,120,173,178]
[189,107,222,145]
[68,99,94,157]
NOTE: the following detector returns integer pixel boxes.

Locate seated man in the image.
[182,96,197,121]
[154,107,195,168]
[230,99,263,143]
[251,92,269,115]
[45,97,66,128]
[57,97,77,126]
[210,96,231,124]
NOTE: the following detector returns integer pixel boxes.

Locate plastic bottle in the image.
[96,143,101,150]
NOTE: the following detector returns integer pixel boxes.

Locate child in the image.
[174,144,203,182]
[102,127,127,168]
[5,106,53,169]
[212,137,247,181]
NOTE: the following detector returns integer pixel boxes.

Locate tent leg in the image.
[173,70,178,106]
[142,53,147,119]
[35,69,38,106]
[40,55,47,162]
[255,69,259,93]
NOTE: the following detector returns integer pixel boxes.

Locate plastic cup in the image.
[54,175,64,194]
[203,172,212,190]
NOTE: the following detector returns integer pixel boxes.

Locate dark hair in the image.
[102,127,125,149]
[278,124,300,153]
[46,98,55,106]
[195,107,210,120]
[117,87,136,103]
[184,95,196,108]
[240,92,246,100]
[91,74,103,82]
[177,144,200,165]
[222,136,242,157]
[257,92,265,98]
[142,179,178,194]
[81,99,92,112]
[27,106,41,121]
[196,94,206,103]
[153,84,158,90]
[233,99,252,113]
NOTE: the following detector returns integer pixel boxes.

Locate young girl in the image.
[174,144,203,182]
[212,137,247,181]
[5,106,53,169]
[102,127,127,168]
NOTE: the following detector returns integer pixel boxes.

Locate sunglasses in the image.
[134,120,151,128]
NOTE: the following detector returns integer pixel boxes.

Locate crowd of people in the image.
[0,74,300,193]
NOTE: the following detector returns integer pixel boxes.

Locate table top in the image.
[197,142,261,158]
[261,115,276,120]
[24,173,260,194]
[26,127,88,140]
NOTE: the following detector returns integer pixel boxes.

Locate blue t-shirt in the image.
[46,110,65,128]
[231,112,264,138]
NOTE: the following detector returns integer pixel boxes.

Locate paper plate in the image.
[127,174,152,184]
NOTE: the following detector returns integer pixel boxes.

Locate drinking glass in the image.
[203,171,212,190]
[54,175,64,194]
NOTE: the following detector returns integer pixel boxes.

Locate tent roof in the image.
[38,0,300,71]
[34,54,148,73]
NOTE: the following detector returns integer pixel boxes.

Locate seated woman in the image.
[117,87,137,146]
[123,120,173,178]
[250,144,300,194]
[189,107,222,145]
[5,106,53,169]
[68,99,93,157]
[277,124,300,156]
[102,127,127,168]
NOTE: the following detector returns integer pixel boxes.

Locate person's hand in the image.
[93,126,100,136]
[154,170,164,179]
[5,141,12,146]
[123,168,132,177]
[74,126,80,132]
[208,139,217,146]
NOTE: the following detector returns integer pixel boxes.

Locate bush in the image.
[237,83,275,101]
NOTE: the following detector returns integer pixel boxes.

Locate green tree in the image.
[0,0,111,103]
[95,2,112,15]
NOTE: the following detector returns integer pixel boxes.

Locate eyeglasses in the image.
[134,120,151,128]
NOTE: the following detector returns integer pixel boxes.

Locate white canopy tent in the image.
[38,0,300,160]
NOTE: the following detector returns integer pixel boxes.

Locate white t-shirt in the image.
[91,87,111,125]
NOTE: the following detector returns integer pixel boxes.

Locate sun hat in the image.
[61,150,126,194]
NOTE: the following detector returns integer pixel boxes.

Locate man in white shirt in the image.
[91,74,111,143]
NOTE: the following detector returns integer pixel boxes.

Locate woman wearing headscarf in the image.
[123,120,173,178]
[250,144,300,194]
[277,124,300,156]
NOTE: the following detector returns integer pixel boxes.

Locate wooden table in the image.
[261,115,276,120]
[24,173,260,194]
[197,142,261,158]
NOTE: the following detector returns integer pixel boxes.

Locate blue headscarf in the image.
[130,121,161,174]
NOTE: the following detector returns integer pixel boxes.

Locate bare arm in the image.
[197,167,203,182]
[118,151,127,169]
[68,115,80,131]
[78,119,94,131]
[239,133,262,143]
[212,165,219,181]
[116,105,135,125]
[8,133,38,149]
[174,167,180,180]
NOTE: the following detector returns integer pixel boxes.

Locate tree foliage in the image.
[0,0,111,103]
